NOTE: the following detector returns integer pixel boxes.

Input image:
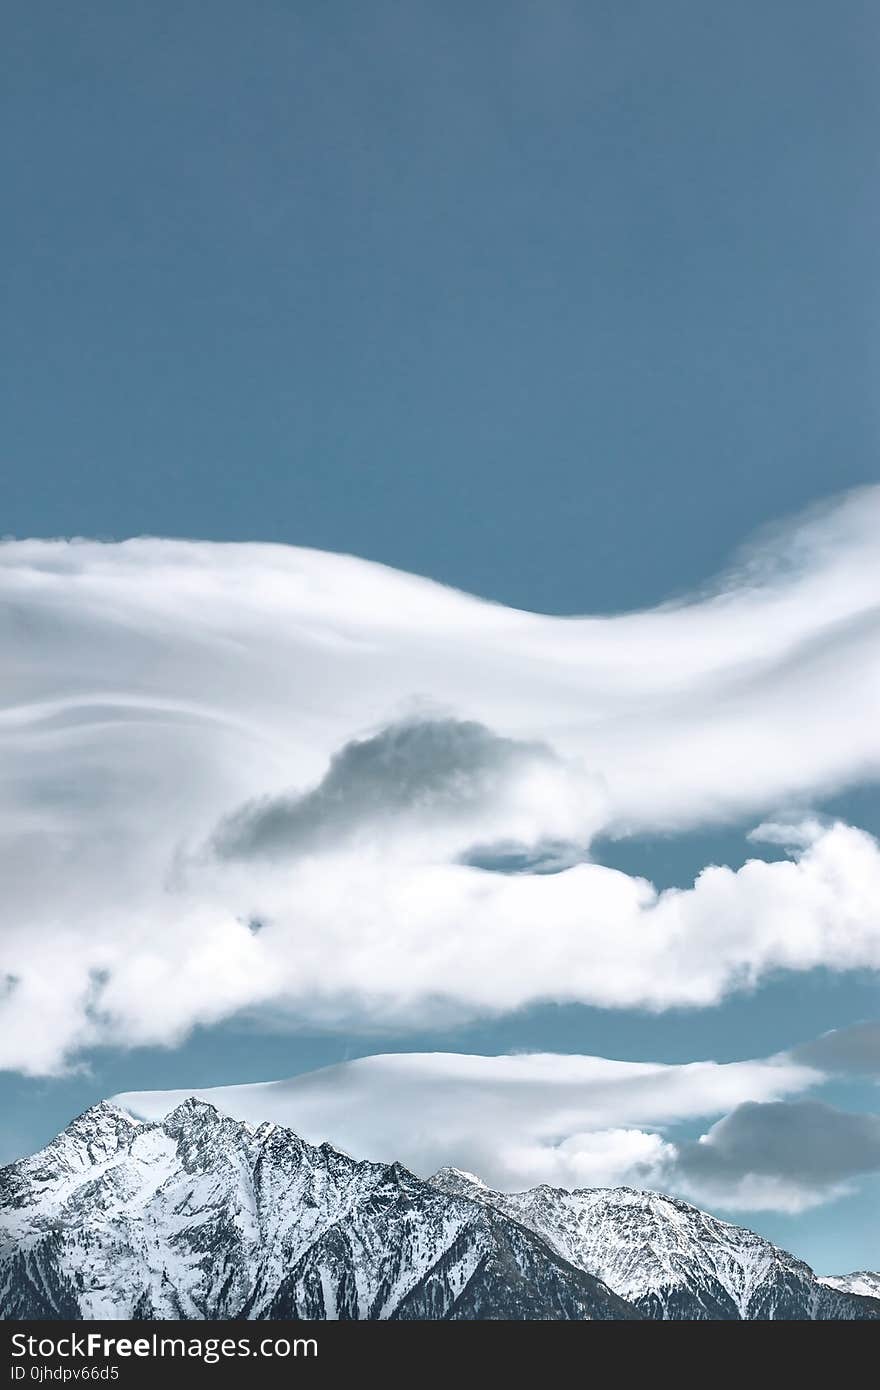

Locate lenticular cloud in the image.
[114,1048,819,1201]
[116,1047,879,1212]
[1,487,880,1072]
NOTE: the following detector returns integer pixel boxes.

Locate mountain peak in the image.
[161,1096,223,1125]
[48,1100,142,1164]
[67,1099,140,1130]
[431,1165,487,1189]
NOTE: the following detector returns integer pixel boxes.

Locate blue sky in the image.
[2,2,879,1276]
[5,1,879,611]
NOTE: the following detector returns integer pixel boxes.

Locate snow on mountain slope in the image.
[0,1101,634,1321]
[429,1170,880,1321]
[819,1271,880,1300]
[3,1098,877,1322]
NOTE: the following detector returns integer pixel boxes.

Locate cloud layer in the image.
[2,488,880,1070]
[114,1046,880,1213]
[790,1020,880,1077]
[675,1099,880,1212]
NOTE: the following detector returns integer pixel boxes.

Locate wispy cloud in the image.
[1,488,880,1070]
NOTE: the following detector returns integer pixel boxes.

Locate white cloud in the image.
[2,488,880,1070]
[9,815,872,1071]
[114,1048,818,1198]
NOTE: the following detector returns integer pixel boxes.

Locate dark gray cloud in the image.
[678,1100,880,1187]
[214,717,548,859]
[789,1021,880,1077]
[460,841,583,874]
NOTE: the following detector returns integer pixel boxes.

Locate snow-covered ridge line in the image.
[818,1272,880,1300]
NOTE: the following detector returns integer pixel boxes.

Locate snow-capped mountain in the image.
[0,1100,634,1321]
[819,1271,880,1300]
[429,1170,880,1320]
[1,1099,877,1321]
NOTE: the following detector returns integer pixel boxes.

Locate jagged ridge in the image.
[429,1169,880,1321]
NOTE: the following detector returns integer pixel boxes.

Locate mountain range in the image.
[1,1099,877,1321]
